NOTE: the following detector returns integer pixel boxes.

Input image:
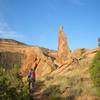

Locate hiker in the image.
[28,67,36,89]
[28,57,41,89]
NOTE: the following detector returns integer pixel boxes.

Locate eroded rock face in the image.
[19,46,54,78]
[55,26,71,66]
[35,59,53,78]
[72,48,85,59]
[0,39,54,78]
[72,48,99,59]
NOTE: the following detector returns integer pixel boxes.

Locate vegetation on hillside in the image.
[98,38,100,47]
[0,52,30,100]
[0,68,30,100]
[0,52,25,69]
[90,37,100,96]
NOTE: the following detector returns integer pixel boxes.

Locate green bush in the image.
[0,52,30,100]
[48,95,66,100]
[0,65,30,100]
[81,48,85,55]
[98,38,100,47]
[43,85,60,96]
[0,52,24,69]
[0,71,30,100]
[90,50,100,96]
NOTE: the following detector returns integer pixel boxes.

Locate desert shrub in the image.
[48,95,65,100]
[0,52,25,69]
[0,75,19,100]
[0,65,30,100]
[81,48,85,55]
[0,51,30,100]
[67,76,79,86]
[0,71,30,100]
[45,76,54,81]
[66,95,75,100]
[66,76,83,97]
[98,38,100,47]
[0,65,20,85]
[90,50,100,96]
[48,94,75,100]
[43,85,60,96]
[67,87,82,98]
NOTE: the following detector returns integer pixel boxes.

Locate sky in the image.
[0,0,100,50]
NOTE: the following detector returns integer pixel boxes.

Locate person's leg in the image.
[32,78,35,88]
[29,80,32,89]
[29,80,31,88]
[29,80,33,93]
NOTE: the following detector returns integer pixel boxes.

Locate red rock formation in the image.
[0,39,54,78]
[55,26,71,66]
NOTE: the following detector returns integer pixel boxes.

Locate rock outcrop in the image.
[72,48,86,59]
[20,46,54,78]
[55,26,71,66]
[0,39,54,78]
[0,30,98,79]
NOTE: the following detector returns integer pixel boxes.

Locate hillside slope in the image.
[40,51,99,100]
[0,39,56,78]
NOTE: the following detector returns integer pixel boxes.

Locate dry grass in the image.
[40,54,98,99]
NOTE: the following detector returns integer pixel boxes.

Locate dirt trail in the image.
[30,81,47,100]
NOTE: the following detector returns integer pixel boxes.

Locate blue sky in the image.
[0,0,100,50]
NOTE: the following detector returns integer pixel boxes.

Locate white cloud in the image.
[0,22,24,39]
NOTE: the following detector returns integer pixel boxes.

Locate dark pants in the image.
[29,78,35,89]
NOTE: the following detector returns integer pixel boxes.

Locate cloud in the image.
[0,22,24,39]
[0,30,23,38]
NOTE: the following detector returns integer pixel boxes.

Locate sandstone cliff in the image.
[0,39,55,78]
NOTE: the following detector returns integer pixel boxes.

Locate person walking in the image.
[28,57,41,90]
[28,68,36,89]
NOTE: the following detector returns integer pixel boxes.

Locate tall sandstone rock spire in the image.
[55,26,71,66]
